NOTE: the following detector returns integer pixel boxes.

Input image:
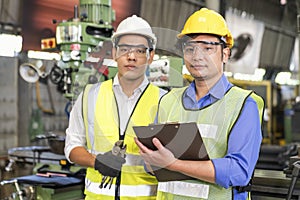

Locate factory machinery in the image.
[0,144,85,200]
[230,79,300,199]
[4,0,186,198]
[19,0,116,101]
[1,0,115,199]
[5,0,300,199]
[49,0,115,101]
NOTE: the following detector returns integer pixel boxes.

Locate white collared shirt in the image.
[64,74,166,162]
[113,75,149,136]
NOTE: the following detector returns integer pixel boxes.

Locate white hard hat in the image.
[111,15,157,49]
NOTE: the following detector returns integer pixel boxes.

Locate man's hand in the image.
[134,137,177,168]
[94,151,126,177]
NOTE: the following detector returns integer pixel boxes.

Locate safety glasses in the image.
[182,40,223,56]
[116,44,151,58]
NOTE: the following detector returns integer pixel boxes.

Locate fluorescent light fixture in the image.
[182,65,190,75]
[0,33,22,57]
[280,0,287,5]
[224,71,233,77]
[153,54,160,60]
[233,68,266,81]
[103,58,117,67]
[27,50,61,60]
[275,72,299,85]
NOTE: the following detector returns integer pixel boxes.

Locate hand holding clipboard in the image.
[133,122,209,181]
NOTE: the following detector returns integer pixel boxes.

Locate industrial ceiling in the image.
[0,0,299,72]
[0,0,141,50]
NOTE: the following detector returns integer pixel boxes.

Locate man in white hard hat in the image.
[65,15,166,200]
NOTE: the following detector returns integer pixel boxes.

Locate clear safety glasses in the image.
[116,44,151,58]
[182,40,224,56]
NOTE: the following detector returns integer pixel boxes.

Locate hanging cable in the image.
[35,81,55,114]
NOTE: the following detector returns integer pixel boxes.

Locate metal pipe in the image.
[0,179,24,200]
[14,180,24,200]
[74,5,79,19]
[205,0,220,12]
[184,0,205,7]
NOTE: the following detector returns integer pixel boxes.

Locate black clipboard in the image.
[133,122,209,182]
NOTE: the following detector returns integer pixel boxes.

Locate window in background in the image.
[0,33,22,57]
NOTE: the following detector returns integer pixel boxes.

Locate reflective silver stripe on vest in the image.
[158,181,209,199]
[125,154,144,166]
[86,83,101,154]
[91,150,144,166]
[85,179,157,196]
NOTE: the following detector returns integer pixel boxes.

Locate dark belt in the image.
[235,182,252,193]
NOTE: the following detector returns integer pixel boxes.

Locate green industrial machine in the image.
[50,0,115,100]
[0,2,116,199]
[29,162,85,200]
[0,145,86,200]
[1,161,85,200]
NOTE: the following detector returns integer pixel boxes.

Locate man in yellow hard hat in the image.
[135,8,264,199]
[65,15,167,199]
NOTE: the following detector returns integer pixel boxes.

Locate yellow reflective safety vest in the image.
[82,80,160,200]
[157,86,264,200]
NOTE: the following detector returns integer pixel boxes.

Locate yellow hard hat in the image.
[178,8,234,48]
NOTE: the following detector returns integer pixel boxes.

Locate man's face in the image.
[113,34,154,81]
[183,34,230,82]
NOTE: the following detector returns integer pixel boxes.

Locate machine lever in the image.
[286,161,300,200]
[0,179,24,200]
[5,159,15,172]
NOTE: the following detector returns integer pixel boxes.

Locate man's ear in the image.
[112,48,117,61]
[222,47,230,63]
[147,50,155,65]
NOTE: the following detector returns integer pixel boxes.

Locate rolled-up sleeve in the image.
[212,97,262,188]
[64,93,87,163]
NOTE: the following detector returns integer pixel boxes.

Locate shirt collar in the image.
[113,73,149,93]
[210,74,233,99]
[186,74,232,100]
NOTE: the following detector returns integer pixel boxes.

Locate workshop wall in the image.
[226,0,298,72]
[0,57,18,155]
[141,0,298,73]
[0,56,69,154]
[19,58,70,144]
